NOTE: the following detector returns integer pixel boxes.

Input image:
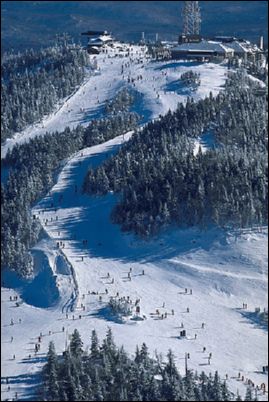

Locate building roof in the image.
[88,39,104,46]
[98,34,113,42]
[227,40,261,54]
[226,41,249,54]
[81,30,108,36]
[172,40,234,54]
[88,35,113,46]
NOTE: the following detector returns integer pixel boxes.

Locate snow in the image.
[1,43,268,401]
[1,43,227,159]
[193,130,217,156]
[247,74,267,88]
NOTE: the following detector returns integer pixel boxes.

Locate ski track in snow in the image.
[1,43,268,401]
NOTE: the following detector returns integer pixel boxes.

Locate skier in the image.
[162,302,165,308]
[10,318,14,325]
[62,326,65,332]
[186,307,190,313]
[201,322,205,329]
[194,333,197,339]
[142,269,145,275]
[11,336,13,342]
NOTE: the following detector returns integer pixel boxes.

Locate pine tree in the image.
[102,327,117,361]
[212,371,222,400]
[221,380,231,401]
[245,386,253,401]
[43,342,60,401]
[70,329,83,358]
[90,329,100,360]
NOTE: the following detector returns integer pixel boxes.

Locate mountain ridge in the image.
[2,1,268,51]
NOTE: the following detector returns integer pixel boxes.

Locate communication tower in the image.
[179,1,201,44]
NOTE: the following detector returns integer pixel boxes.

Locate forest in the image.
[83,70,268,237]
[1,42,89,143]
[40,328,255,401]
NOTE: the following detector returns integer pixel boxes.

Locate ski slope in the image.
[1,43,268,401]
[1,43,227,158]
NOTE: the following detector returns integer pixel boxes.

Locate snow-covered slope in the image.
[1,43,268,401]
[1,43,227,159]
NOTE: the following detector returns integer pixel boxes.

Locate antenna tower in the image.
[182,1,201,36]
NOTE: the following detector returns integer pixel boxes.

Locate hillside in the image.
[1,42,268,401]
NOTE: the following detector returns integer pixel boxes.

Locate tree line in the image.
[1,43,89,143]
[83,70,268,237]
[41,328,254,401]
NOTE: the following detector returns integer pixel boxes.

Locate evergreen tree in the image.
[70,329,83,358]
[40,329,239,402]
[245,386,253,401]
[90,329,100,360]
[43,341,60,401]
